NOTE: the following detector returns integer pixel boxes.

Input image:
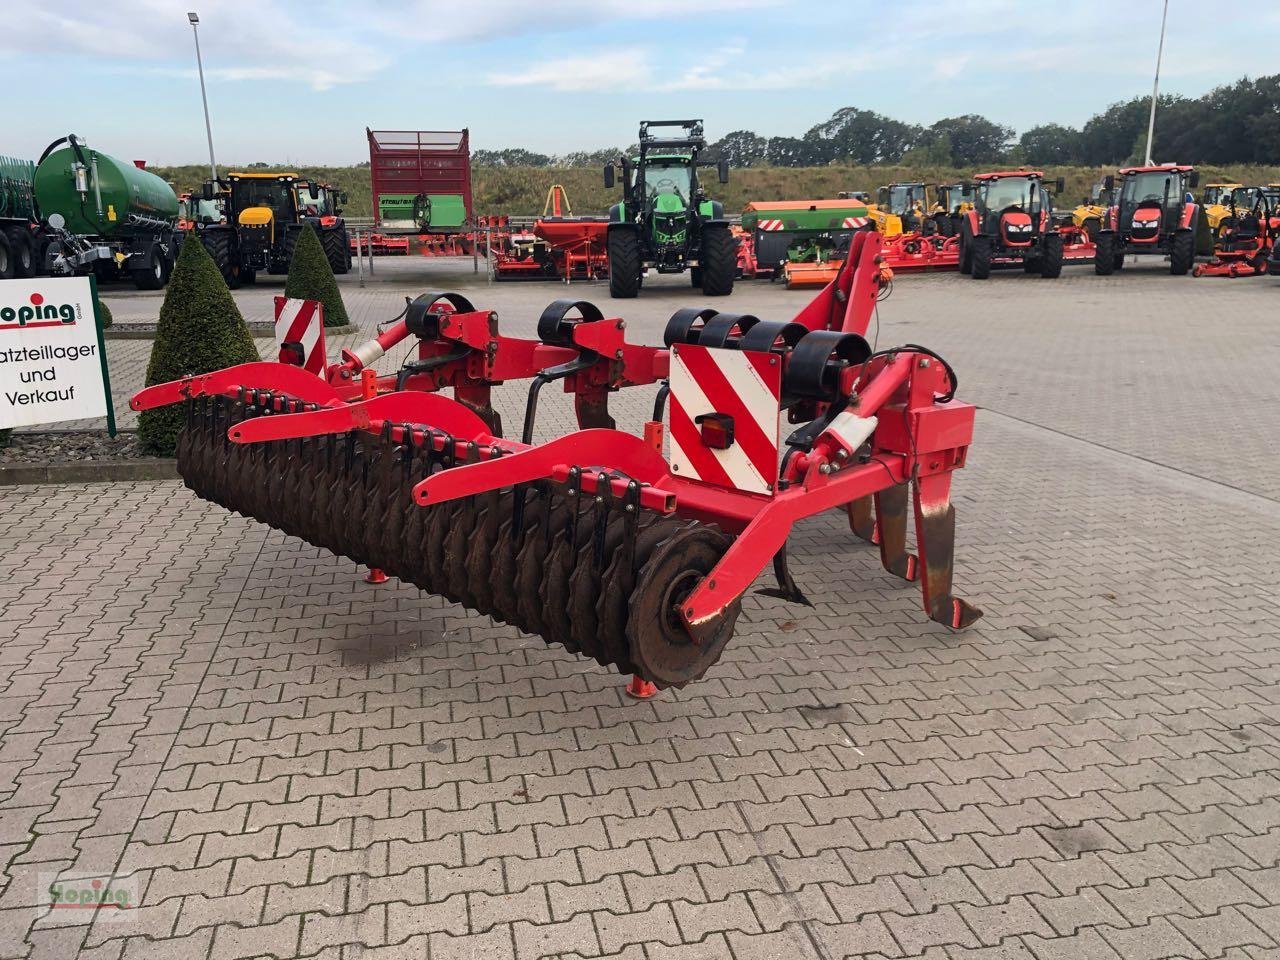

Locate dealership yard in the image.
[2,261,1279,959]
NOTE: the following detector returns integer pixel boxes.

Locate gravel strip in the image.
[1,430,150,464]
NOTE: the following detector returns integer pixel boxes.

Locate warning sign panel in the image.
[0,277,112,430]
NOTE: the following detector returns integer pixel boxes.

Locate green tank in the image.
[33,137,178,239]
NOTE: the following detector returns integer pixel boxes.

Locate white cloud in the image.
[0,0,384,90]
[374,0,775,43]
[485,48,652,92]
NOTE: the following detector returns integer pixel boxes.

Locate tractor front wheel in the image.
[1039,233,1063,279]
[607,230,641,298]
[970,236,992,279]
[700,227,735,296]
[1094,234,1115,275]
[690,266,702,288]
[959,228,973,275]
[1169,230,1194,276]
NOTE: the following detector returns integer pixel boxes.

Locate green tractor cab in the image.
[603,119,735,298]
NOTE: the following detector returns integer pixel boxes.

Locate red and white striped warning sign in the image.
[756,219,785,232]
[668,344,781,495]
[273,297,327,377]
[842,216,869,228]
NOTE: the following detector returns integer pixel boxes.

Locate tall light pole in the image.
[1143,0,1169,166]
[188,11,217,180]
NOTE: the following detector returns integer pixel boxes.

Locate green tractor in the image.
[603,119,735,298]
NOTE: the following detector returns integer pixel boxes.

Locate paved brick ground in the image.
[2,260,1279,959]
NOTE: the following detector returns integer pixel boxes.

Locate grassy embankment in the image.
[150,163,1280,218]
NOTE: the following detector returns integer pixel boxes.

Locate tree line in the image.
[470,74,1280,169]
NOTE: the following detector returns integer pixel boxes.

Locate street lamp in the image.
[1143,0,1169,166]
[187,11,218,180]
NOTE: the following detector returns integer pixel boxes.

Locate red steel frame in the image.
[133,230,980,640]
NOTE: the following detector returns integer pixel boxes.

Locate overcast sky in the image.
[3,0,1279,166]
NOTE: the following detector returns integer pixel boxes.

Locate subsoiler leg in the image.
[911,473,983,629]
[846,496,879,544]
[874,484,918,582]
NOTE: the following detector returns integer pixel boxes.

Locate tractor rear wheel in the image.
[608,230,640,298]
[1083,216,1102,239]
[959,227,973,275]
[970,236,992,279]
[0,233,13,280]
[202,229,241,289]
[1039,233,1063,278]
[322,228,351,274]
[700,226,735,296]
[6,230,33,278]
[1169,230,1194,276]
[1094,234,1115,275]
[689,266,702,287]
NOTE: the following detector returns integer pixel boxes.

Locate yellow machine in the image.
[191,171,350,286]
[1072,180,1117,237]
[1202,182,1244,234]
[929,183,974,236]
[869,182,929,237]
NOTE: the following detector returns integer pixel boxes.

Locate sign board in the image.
[0,276,114,432]
[273,296,326,376]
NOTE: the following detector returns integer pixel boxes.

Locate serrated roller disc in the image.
[441,496,480,607]
[514,494,568,637]
[595,515,678,676]
[487,492,544,626]
[567,512,628,667]
[463,489,509,617]
[626,523,740,689]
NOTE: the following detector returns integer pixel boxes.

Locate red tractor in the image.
[1093,164,1200,276]
[959,171,1065,279]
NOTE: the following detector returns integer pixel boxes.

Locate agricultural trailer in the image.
[367,129,472,236]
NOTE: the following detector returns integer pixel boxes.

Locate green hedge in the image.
[138,238,259,456]
[285,224,349,327]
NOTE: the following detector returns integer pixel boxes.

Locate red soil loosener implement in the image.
[493,185,610,282]
[131,231,982,689]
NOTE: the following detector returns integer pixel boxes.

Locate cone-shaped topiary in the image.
[284,224,349,328]
[138,237,259,456]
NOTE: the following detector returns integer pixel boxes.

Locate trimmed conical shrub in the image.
[138,237,259,455]
[284,224,349,328]
[97,300,112,329]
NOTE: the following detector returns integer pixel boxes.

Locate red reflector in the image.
[695,413,735,450]
[278,342,306,367]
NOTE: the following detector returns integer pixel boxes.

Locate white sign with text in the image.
[0,277,109,429]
